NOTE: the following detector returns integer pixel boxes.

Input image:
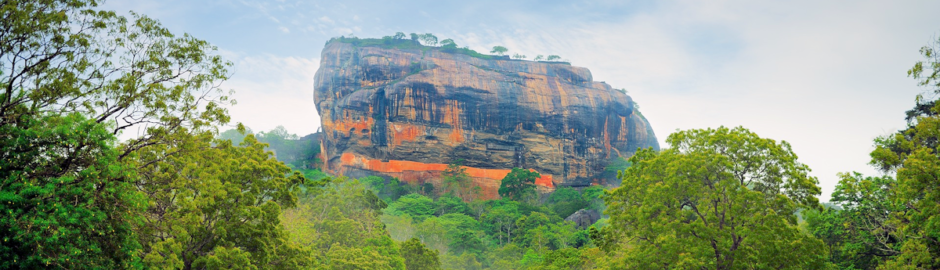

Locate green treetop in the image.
[498,168,539,201]
[869,36,940,269]
[600,126,829,269]
[402,238,442,270]
[490,46,508,56]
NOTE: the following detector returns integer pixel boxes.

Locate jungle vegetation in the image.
[3,1,940,269]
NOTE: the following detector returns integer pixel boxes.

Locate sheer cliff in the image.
[313,39,659,199]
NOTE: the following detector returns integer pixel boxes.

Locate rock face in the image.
[314,40,658,199]
[565,209,601,229]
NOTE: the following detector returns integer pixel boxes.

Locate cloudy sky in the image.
[102,0,940,200]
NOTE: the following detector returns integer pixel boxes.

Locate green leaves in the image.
[402,237,442,270]
[498,168,539,201]
[443,160,477,202]
[602,126,828,269]
[2,0,233,161]
[135,133,308,269]
[0,113,145,269]
[866,39,940,267]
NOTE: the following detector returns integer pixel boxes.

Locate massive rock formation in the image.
[565,209,601,229]
[314,39,658,199]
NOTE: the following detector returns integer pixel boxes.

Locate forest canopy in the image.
[3,1,940,269]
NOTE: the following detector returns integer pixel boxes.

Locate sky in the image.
[101,0,940,201]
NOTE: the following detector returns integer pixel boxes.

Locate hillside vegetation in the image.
[3,1,940,269]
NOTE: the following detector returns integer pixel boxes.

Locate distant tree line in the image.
[332,32,568,62]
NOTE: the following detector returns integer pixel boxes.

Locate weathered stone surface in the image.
[565,209,601,229]
[314,41,658,199]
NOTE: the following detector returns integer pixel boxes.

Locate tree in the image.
[490,46,508,56]
[442,160,477,202]
[441,252,483,270]
[0,113,145,269]
[601,126,829,269]
[542,247,601,270]
[534,55,545,61]
[410,33,420,42]
[440,38,457,49]
[804,172,902,269]
[482,203,522,245]
[415,217,449,255]
[870,36,940,269]
[401,238,442,270]
[1,0,233,267]
[218,125,254,146]
[498,168,539,201]
[436,194,469,216]
[388,193,437,221]
[135,133,310,269]
[581,185,606,210]
[382,214,417,242]
[439,213,484,255]
[0,0,232,158]
[483,244,525,269]
[548,187,587,218]
[282,177,406,269]
[512,53,526,59]
[394,32,407,39]
[546,55,561,61]
[419,33,438,46]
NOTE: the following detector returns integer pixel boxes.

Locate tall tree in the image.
[490,46,508,56]
[442,160,477,202]
[498,168,539,201]
[281,177,405,269]
[440,38,457,49]
[804,172,902,269]
[0,113,146,269]
[401,238,442,270]
[1,0,232,267]
[419,33,438,46]
[135,133,310,269]
[481,203,521,245]
[871,36,940,269]
[0,0,232,158]
[601,126,830,269]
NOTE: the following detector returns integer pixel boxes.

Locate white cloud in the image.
[278,26,290,33]
[334,27,354,35]
[219,53,321,136]
[447,0,940,200]
[101,0,940,201]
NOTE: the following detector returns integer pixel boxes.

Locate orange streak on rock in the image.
[340,152,356,164]
[603,116,611,158]
[336,153,555,199]
[444,100,464,144]
[389,123,424,147]
[327,113,375,136]
[618,115,629,141]
[535,174,554,188]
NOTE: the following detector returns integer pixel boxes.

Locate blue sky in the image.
[102,0,940,200]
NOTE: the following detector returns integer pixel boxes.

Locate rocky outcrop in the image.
[565,209,601,229]
[313,39,658,199]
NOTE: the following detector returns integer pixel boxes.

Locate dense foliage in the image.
[598,127,829,269]
[0,113,144,269]
[218,125,321,169]
[6,1,940,269]
[327,32,568,64]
